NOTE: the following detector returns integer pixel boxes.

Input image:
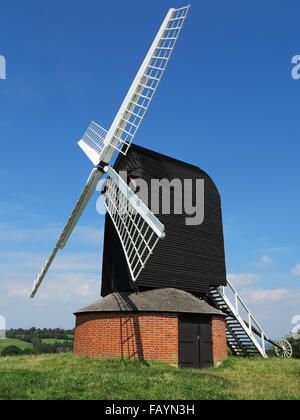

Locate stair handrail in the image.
[219,280,273,342]
[217,281,269,357]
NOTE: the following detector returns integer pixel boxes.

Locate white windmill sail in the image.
[31,169,102,298]
[31,5,190,298]
[78,5,191,166]
[78,122,108,166]
[103,166,165,282]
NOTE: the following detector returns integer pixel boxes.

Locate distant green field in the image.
[0,339,33,352]
[42,339,73,344]
[0,354,299,400]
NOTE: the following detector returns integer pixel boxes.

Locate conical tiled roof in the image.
[74,288,226,316]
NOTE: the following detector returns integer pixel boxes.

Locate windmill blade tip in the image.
[30,288,37,299]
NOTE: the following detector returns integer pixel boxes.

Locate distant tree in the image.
[4,328,75,354]
[23,334,33,343]
[31,337,42,346]
[1,346,22,357]
[22,348,37,355]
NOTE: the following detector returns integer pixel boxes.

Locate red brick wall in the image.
[212,315,227,364]
[74,312,178,365]
[74,312,227,367]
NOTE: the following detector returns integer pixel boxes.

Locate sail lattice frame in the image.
[81,122,107,155]
[106,6,191,157]
[104,166,165,283]
[78,6,190,166]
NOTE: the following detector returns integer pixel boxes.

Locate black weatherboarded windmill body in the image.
[101,144,227,297]
[31,5,293,367]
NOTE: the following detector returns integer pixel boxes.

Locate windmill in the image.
[31,5,190,299]
[31,5,292,364]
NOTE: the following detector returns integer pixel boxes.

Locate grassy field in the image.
[0,354,299,400]
[42,338,73,344]
[0,339,33,352]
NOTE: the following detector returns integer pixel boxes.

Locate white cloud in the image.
[253,255,273,267]
[72,225,103,245]
[240,288,287,304]
[47,253,101,271]
[291,264,300,276]
[2,272,99,303]
[0,224,59,242]
[261,255,273,266]
[0,201,104,327]
[0,250,101,311]
[6,286,31,298]
[227,273,260,287]
[0,251,102,272]
[227,272,300,339]
[0,223,103,246]
[33,272,98,301]
[260,247,291,253]
[0,269,100,329]
[74,284,93,297]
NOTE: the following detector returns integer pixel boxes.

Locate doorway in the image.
[178,314,213,369]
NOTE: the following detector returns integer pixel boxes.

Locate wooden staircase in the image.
[207,280,273,358]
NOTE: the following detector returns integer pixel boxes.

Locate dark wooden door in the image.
[178,315,200,369]
[178,315,213,369]
[198,317,213,369]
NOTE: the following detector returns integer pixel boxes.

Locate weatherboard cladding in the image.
[101,144,227,297]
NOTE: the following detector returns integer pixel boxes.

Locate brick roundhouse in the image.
[74,288,227,369]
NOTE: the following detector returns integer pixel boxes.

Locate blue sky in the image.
[0,0,299,338]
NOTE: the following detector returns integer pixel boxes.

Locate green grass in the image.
[0,354,299,400]
[0,339,33,352]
